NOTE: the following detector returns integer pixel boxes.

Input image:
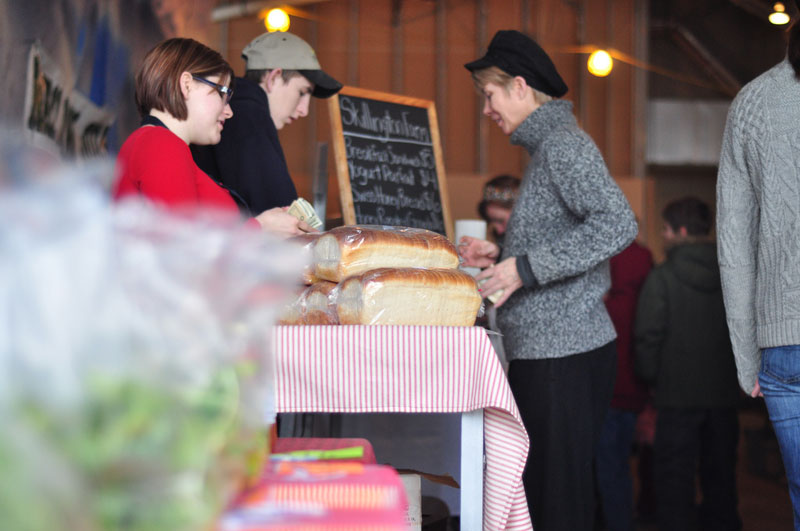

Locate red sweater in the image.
[114,126,240,213]
[606,241,653,412]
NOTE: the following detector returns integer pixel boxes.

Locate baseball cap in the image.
[465,30,568,98]
[242,32,342,98]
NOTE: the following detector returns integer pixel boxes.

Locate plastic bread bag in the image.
[287,232,322,284]
[332,267,482,326]
[312,225,460,282]
[0,155,305,531]
[301,281,339,325]
[277,281,338,325]
[278,286,309,325]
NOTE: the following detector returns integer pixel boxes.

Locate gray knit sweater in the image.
[717,58,800,393]
[497,100,637,361]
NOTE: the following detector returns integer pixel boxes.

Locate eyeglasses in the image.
[191,75,233,104]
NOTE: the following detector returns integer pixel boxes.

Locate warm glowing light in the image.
[587,50,613,77]
[770,2,790,25]
[266,8,290,32]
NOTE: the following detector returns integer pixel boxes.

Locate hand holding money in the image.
[254,207,315,238]
[287,198,324,230]
[478,277,504,305]
[475,257,522,308]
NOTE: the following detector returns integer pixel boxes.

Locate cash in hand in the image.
[478,277,504,305]
[287,197,324,230]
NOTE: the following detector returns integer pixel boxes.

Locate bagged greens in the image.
[0,157,305,531]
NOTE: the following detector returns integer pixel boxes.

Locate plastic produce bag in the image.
[0,152,306,531]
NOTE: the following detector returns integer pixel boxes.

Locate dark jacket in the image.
[634,241,740,408]
[606,241,653,412]
[191,77,297,215]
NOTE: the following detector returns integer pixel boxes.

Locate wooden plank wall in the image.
[222,0,646,227]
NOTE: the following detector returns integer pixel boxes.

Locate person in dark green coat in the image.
[634,196,741,531]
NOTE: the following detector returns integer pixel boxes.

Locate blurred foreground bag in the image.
[0,158,306,531]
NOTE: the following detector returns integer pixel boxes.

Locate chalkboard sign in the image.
[328,87,453,240]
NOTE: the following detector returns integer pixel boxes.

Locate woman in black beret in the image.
[459,29,637,531]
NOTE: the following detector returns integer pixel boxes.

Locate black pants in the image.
[507,341,617,531]
[655,407,742,531]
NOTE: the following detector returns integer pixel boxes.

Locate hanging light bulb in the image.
[587,50,613,77]
[265,8,290,32]
[769,2,790,25]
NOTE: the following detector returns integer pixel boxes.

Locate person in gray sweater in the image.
[717,10,800,528]
[461,30,637,531]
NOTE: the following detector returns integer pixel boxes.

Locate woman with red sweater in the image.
[114,38,310,236]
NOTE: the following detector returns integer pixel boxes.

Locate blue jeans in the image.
[760,346,800,530]
[595,408,637,531]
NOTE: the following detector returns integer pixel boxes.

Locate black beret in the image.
[465,30,568,98]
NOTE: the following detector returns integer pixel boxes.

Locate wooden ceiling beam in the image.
[211,0,330,23]
[651,20,742,97]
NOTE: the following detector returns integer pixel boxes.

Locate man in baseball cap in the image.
[192,32,342,234]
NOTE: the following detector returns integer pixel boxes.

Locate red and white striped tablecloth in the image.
[272,325,533,530]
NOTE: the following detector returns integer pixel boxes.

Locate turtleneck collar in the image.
[510,100,575,154]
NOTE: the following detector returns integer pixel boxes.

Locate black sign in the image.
[330,89,452,239]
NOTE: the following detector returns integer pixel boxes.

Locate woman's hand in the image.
[458,236,500,269]
[751,379,762,398]
[254,206,316,237]
[475,257,522,308]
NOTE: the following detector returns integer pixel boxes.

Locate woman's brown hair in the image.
[135,38,234,120]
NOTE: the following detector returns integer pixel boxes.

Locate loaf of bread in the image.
[288,233,322,285]
[278,281,338,325]
[303,281,338,325]
[334,268,481,326]
[313,225,460,282]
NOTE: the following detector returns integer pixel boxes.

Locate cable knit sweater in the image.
[717,58,800,393]
[498,100,637,361]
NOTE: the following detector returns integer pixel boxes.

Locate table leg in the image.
[461,409,484,530]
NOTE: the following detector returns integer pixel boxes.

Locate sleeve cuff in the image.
[515,255,539,288]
